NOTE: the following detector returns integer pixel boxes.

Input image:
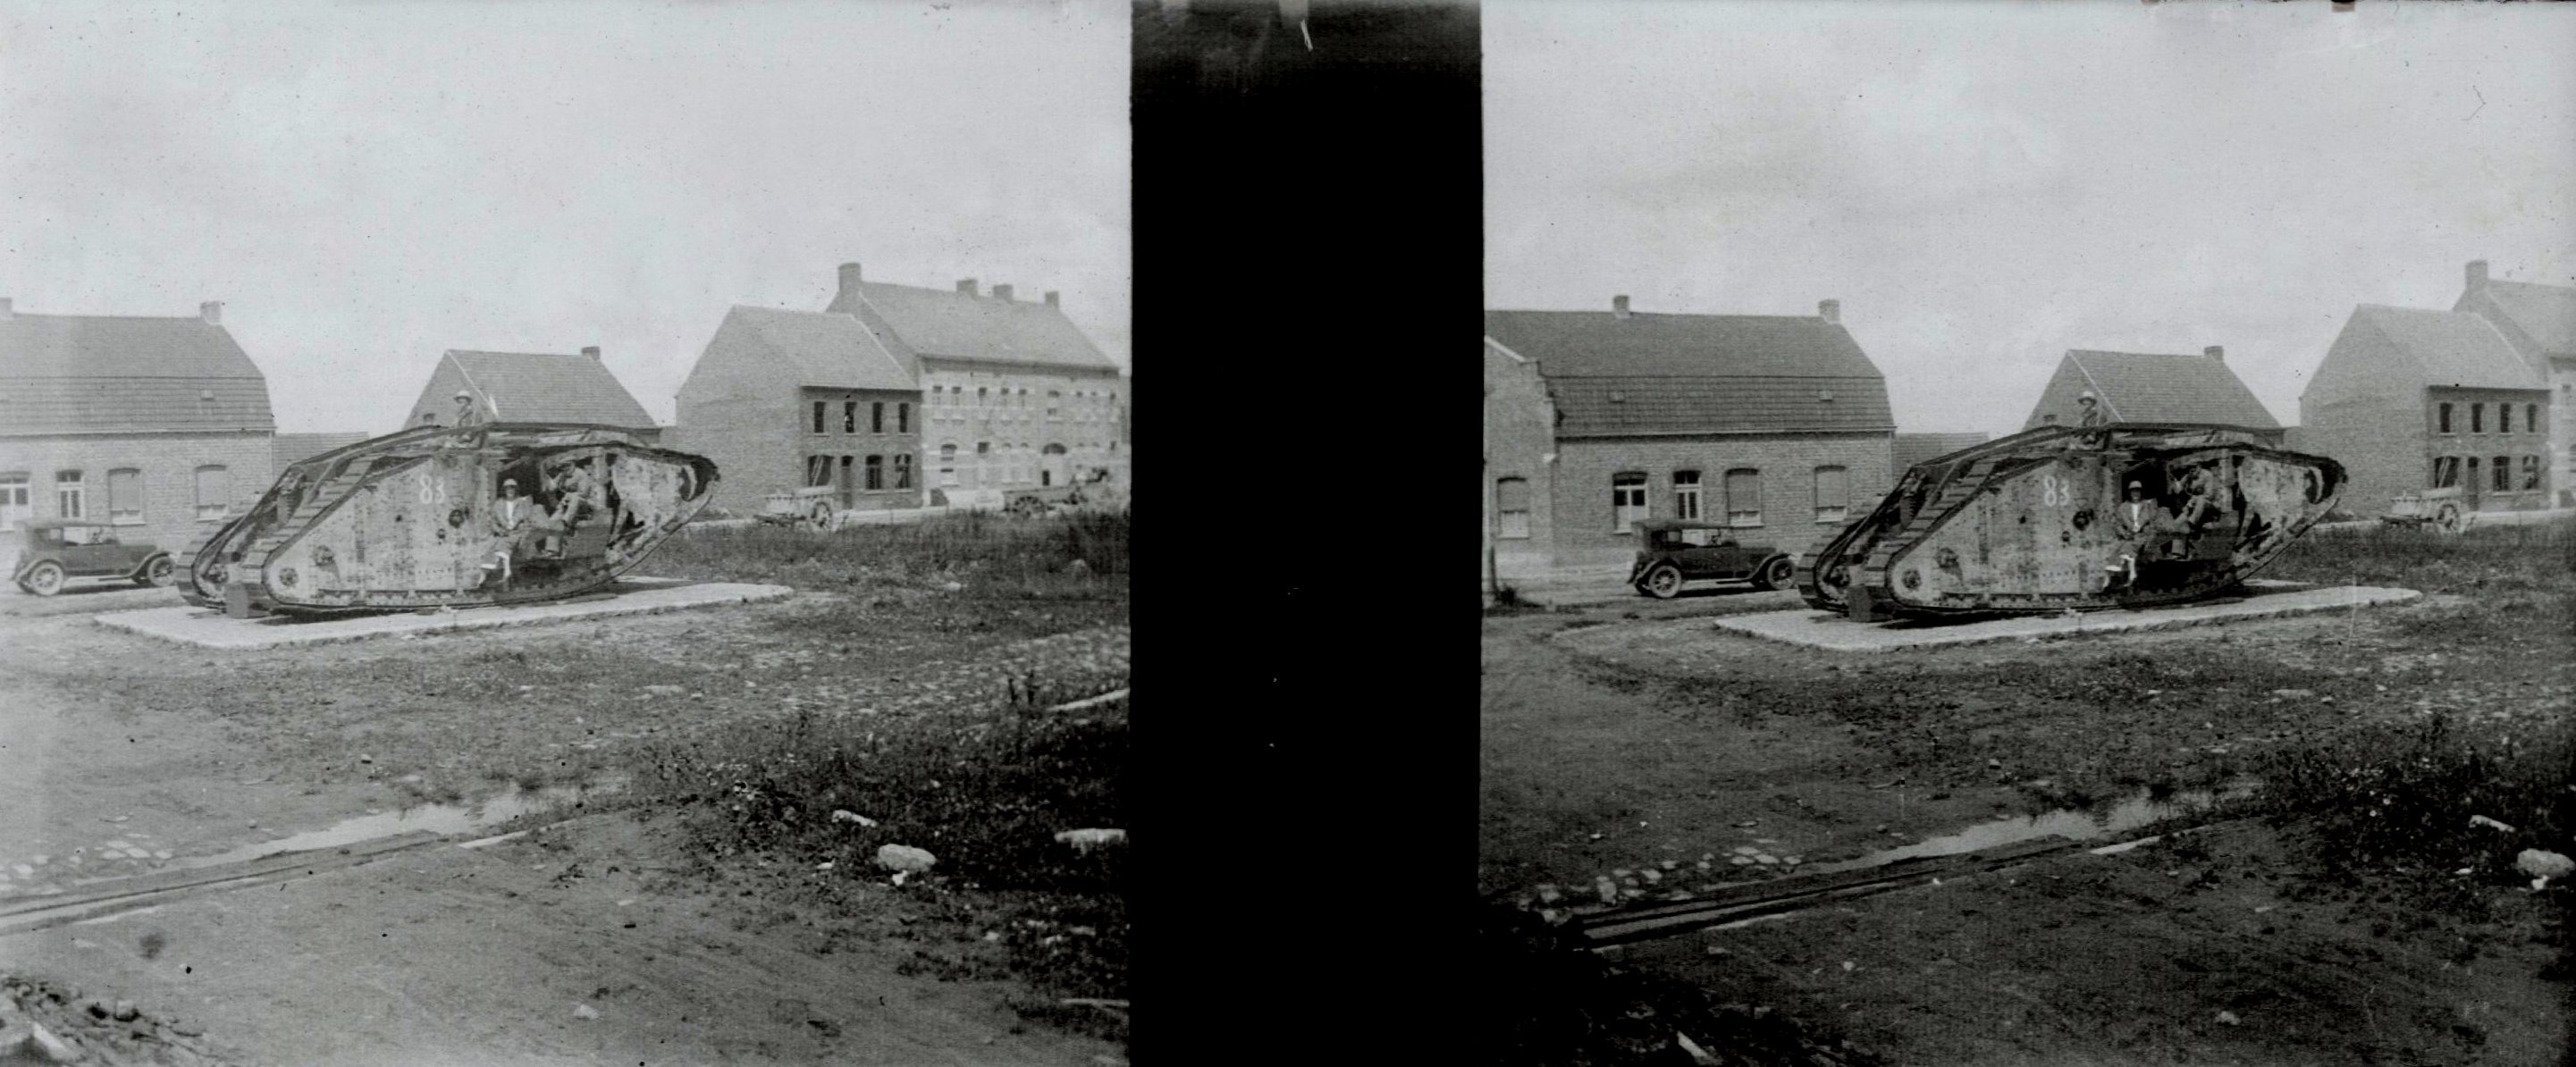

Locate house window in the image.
[894,453,913,490]
[2501,404,2513,434]
[2437,402,2454,434]
[2494,456,2513,492]
[1671,471,1702,521]
[1048,391,1061,417]
[2528,404,2539,434]
[0,472,28,517]
[190,466,229,520]
[55,470,85,519]
[978,386,989,408]
[2431,456,2462,489]
[2471,403,2485,433]
[897,403,911,433]
[106,468,143,524]
[812,401,828,434]
[804,455,832,487]
[1723,468,1763,527]
[1611,474,1648,533]
[844,401,857,433]
[939,444,958,488]
[1814,466,1849,525]
[871,402,886,434]
[2521,455,2542,491]
[1496,477,1531,539]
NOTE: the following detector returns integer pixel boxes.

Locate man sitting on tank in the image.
[535,458,606,559]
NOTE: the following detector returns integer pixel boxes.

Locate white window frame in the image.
[55,470,85,519]
[1611,473,1648,534]
[1671,470,1702,521]
[192,466,231,520]
[107,467,145,525]
[1813,465,1849,525]
[1496,477,1531,540]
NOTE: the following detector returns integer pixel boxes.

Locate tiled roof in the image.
[2065,350,2280,428]
[706,307,917,392]
[2481,280,2576,357]
[449,350,658,427]
[0,313,274,435]
[1486,309,1893,436]
[827,282,1117,372]
[273,432,373,468]
[1892,433,1991,471]
[1484,310,1884,379]
[2352,306,2543,391]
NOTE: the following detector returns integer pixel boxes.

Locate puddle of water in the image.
[1808,787,2251,876]
[171,786,593,870]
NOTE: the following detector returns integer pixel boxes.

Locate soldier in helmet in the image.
[2075,391,2105,428]
[452,390,490,428]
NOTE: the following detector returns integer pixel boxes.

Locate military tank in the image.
[1795,424,2343,622]
[177,424,719,616]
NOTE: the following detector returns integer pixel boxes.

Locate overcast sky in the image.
[1487,0,2576,438]
[0,0,1128,433]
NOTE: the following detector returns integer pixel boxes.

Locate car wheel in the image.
[23,561,65,597]
[139,556,175,587]
[1753,556,1794,591]
[1641,565,1684,600]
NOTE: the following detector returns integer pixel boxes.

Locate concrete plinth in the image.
[1709,580,2420,652]
[91,577,796,650]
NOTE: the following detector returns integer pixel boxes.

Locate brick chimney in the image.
[837,261,863,300]
[1044,290,1060,307]
[2204,345,2225,365]
[1818,298,1840,324]
[2466,259,2489,293]
[199,301,223,325]
[582,345,602,360]
[1612,295,1631,320]
[992,284,1014,302]
[956,278,979,297]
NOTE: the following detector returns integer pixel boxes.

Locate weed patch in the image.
[636,700,1129,1001]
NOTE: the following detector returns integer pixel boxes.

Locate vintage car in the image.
[1629,518,1796,599]
[2380,485,2471,534]
[10,519,176,596]
[756,486,842,530]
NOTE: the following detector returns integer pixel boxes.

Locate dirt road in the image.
[0,583,1128,1065]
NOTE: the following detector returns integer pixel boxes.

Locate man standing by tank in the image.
[2107,480,2168,590]
[482,477,533,585]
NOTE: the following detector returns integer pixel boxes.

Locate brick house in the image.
[2022,347,2284,444]
[2299,303,2551,516]
[0,298,274,567]
[273,432,373,470]
[823,263,1126,497]
[2451,259,2576,506]
[1892,433,1991,473]
[1483,296,1897,578]
[675,306,922,513]
[401,349,660,441]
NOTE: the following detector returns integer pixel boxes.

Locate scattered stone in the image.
[1732,820,1758,828]
[2216,1010,2241,1026]
[1658,859,1679,870]
[109,1002,136,1023]
[830,810,878,827]
[26,1022,82,1063]
[941,582,964,592]
[1054,828,1124,853]
[1755,855,1779,866]
[357,754,374,764]
[1535,885,1562,904]
[2516,850,2573,880]
[1732,846,1759,856]
[1730,856,1755,867]
[875,844,936,873]
[2269,689,2313,700]
[1639,869,1663,884]
[572,1004,600,1021]
[2468,815,2515,833]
